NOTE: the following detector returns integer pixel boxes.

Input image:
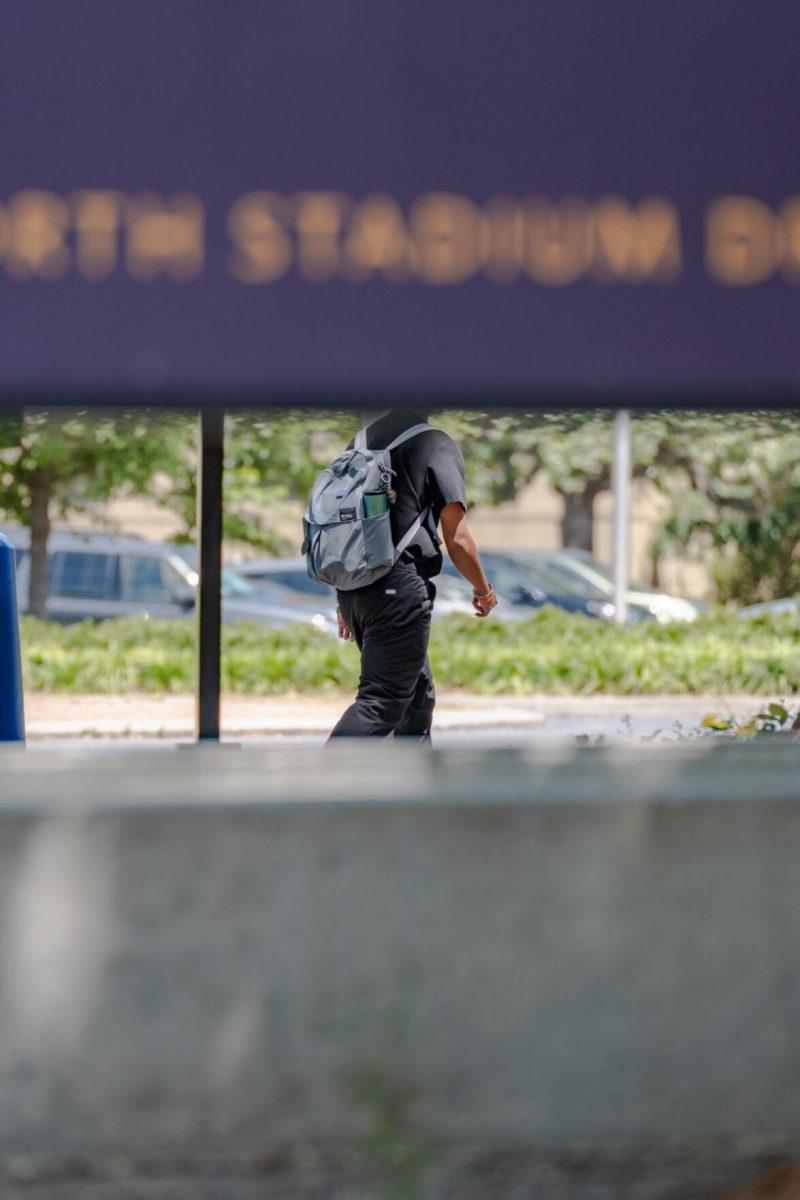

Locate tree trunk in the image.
[560,489,595,552]
[649,545,662,589]
[28,468,52,618]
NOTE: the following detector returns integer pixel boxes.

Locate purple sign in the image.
[2,0,800,408]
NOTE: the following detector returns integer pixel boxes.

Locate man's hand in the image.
[337,610,354,641]
[472,587,498,618]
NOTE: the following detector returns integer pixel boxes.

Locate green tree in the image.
[438,411,639,552]
[534,414,616,550]
[217,410,604,554]
[154,411,354,555]
[648,413,800,603]
[11,407,791,621]
[215,410,800,604]
[0,411,192,616]
[224,411,353,551]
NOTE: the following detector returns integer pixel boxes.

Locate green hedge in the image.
[19,607,800,696]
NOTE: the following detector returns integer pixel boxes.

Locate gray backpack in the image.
[302,422,434,591]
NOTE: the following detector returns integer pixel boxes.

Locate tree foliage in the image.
[3,407,800,610]
[150,411,354,555]
[224,411,352,552]
[442,410,800,601]
[0,411,191,614]
[648,413,800,603]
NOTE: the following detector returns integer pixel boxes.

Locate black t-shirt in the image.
[348,409,467,578]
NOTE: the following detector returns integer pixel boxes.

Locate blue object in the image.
[0,533,25,743]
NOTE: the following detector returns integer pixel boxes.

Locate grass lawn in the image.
[19,607,800,696]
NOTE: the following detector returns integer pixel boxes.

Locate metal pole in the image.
[612,409,631,626]
[196,409,224,741]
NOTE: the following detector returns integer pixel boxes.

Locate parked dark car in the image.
[235,555,483,620]
[1,528,337,632]
[241,551,640,623]
[535,549,702,624]
[443,551,650,623]
[236,557,334,600]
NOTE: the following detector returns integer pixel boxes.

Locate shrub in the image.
[18,607,800,696]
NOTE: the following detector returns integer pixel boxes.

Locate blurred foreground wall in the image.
[0,744,799,1172]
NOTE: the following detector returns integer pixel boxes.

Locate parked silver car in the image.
[523,549,703,624]
[237,555,537,623]
[236,555,491,621]
[234,556,335,599]
[1,528,337,633]
[443,550,651,623]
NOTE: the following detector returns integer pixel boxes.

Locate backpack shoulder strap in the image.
[387,423,435,557]
[354,426,368,450]
[394,505,431,560]
[383,422,433,453]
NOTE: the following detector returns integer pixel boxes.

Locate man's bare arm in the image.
[439,503,497,617]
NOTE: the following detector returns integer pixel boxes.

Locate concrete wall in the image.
[0,742,798,1171]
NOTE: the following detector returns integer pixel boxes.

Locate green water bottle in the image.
[363,491,390,518]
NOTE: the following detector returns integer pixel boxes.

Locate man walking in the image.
[329,409,496,741]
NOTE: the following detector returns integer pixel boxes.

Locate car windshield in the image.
[443,553,547,598]
[221,568,256,598]
[253,569,332,598]
[436,576,472,600]
[480,552,576,598]
[171,546,256,598]
[561,553,649,593]
[520,553,611,601]
[446,551,608,602]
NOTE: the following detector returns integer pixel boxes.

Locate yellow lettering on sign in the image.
[705,196,778,285]
[411,193,488,285]
[71,191,123,281]
[124,192,204,282]
[341,194,416,282]
[5,190,70,280]
[524,197,591,285]
[227,192,292,284]
[591,196,682,283]
[13,187,800,292]
[778,199,800,283]
[293,192,349,283]
[483,195,525,284]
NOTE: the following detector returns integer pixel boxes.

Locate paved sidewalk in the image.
[22,691,776,740]
[23,691,545,739]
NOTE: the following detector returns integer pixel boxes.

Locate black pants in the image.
[329,560,435,741]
